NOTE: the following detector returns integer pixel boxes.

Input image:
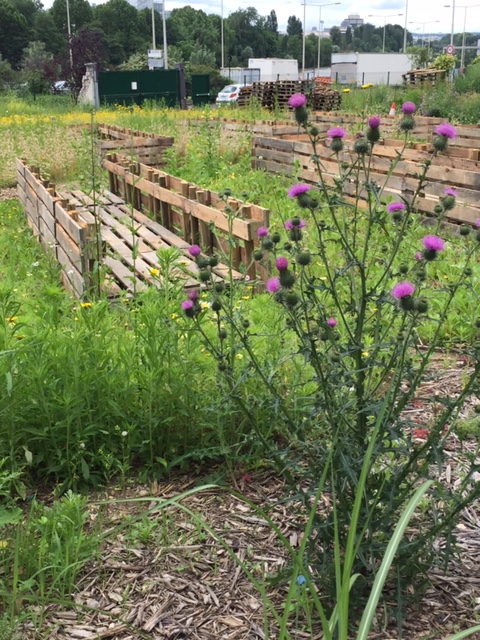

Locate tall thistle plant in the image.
[180,95,480,624]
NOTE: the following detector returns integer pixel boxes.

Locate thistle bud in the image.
[297,251,312,266]
[285,292,300,307]
[271,232,281,244]
[199,269,211,282]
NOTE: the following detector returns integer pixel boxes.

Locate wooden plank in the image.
[57,245,84,297]
[101,227,135,256]
[56,224,82,270]
[103,256,147,292]
[54,201,86,243]
[38,201,56,236]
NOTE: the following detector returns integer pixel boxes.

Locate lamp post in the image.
[162,0,168,69]
[315,2,341,73]
[221,0,224,70]
[403,0,408,52]
[151,0,156,50]
[66,0,73,68]
[445,3,480,67]
[368,13,404,52]
[450,0,456,45]
[302,1,340,76]
[408,20,440,47]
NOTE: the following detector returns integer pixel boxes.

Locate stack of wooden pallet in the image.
[241,80,341,112]
[308,87,342,111]
[402,69,446,87]
[236,85,253,107]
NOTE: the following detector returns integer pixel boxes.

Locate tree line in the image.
[0,0,477,94]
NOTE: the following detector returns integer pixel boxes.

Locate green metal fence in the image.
[98,70,179,106]
[191,74,210,106]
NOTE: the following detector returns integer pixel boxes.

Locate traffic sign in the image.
[446,44,455,55]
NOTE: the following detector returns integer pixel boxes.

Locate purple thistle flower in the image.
[391,281,415,300]
[265,277,281,293]
[288,93,307,108]
[181,299,194,311]
[476,219,480,228]
[444,188,456,197]
[435,123,456,139]
[285,219,305,230]
[275,256,289,271]
[187,290,198,301]
[401,101,416,115]
[327,127,346,139]
[422,235,445,252]
[368,116,381,129]
[288,184,311,198]
[188,245,201,257]
[257,226,269,238]
[386,202,405,213]
[415,252,422,260]
[327,317,337,327]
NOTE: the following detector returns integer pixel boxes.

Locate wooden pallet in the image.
[240,80,341,112]
[252,135,480,226]
[57,189,244,297]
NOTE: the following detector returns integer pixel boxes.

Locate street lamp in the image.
[450,0,456,45]
[315,2,341,73]
[302,1,340,76]
[66,0,73,68]
[403,0,408,52]
[151,0,156,50]
[221,0,224,70]
[408,20,440,47]
[162,0,168,69]
[368,13,404,52]
[445,3,480,67]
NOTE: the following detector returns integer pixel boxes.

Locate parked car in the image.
[51,80,69,94]
[215,84,248,104]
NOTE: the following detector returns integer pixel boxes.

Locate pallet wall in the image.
[252,136,480,226]
[97,124,174,167]
[103,153,270,281]
[15,158,96,297]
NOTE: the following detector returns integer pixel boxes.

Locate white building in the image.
[331,52,411,86]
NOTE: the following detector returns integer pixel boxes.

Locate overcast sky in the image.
[42,0,480,36]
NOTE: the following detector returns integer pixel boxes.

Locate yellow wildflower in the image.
[150,268,159,276]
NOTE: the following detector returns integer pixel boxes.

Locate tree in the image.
[92,0,144,61]
[67,27,108,96]
[50,0,93,34]
[34,12,65,55]
[189,44,216,68]
[118,52,147,71]
[407,45,432,69]
[0,54,16,88]
[266,10,278,34]
[0,0,31,66]
[345,27,352,47]
[287,15,302,37]
[11,0,41,30]
[167,6,219,61]
[21,40,58,94]
[329,25,341,47]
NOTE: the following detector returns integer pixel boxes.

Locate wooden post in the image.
[158,175,170,227]
[180,181,192,243]
[196,190,214,251]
